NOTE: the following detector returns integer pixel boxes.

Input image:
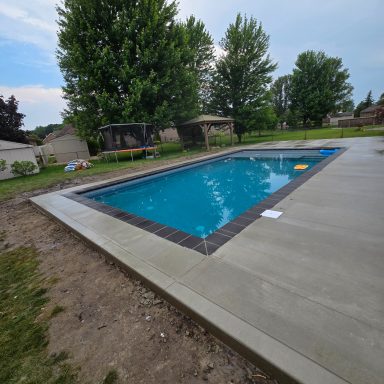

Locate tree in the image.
[252,105,278,136]
[33,123,64,139]
[181,16,215,114]
[376,92,384,106]
[290,50,353,125]
[0,95,27,143]
[354,90,375,117]
[286,109,300,127]
[25,133,43,146]
[57,0,203,139]
[354,101,365,118]
[364,90,375,106]
[209,14,277,142]
[340,98,354,112]
[271,75,291,126]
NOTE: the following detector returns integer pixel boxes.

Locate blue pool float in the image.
[319,149,337,156]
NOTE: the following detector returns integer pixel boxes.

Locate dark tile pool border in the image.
[63,147,347,256]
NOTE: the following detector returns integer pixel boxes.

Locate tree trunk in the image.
[237,133,242,143]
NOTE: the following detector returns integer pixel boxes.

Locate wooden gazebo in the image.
[178,115,235,151]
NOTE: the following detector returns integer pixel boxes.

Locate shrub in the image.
[11,160,37,176]
[48,155,57,164]
[87,137,100,156]
[0,159,6,172]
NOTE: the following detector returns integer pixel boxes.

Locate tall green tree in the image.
[354,90,375,117]
[271,75,291,126]
[210,14,277,142]
[377,92,384,106]
[290,50,353,125]
[57,0,203,138]
[0,95,27,143]
[364,90,375,106]
[181,16,215,113]
[354,101,365,118]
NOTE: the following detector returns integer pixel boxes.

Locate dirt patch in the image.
[0,158,278,384]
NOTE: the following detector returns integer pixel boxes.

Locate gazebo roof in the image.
[179,114,234,127]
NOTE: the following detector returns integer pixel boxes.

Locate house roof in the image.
[43,125,76,143]
[331,111,354,118]
[179,115,234,127]
[0,140,32,150]
[43,132,56,144]
[361,105,381,113]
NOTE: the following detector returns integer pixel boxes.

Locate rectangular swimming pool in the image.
[72,148,340,255]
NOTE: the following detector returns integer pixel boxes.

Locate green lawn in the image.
[0,143,201,202]
[0,243,119,384]
[1,126,383,202]
[232,125,384,145]
[0,246,78,384]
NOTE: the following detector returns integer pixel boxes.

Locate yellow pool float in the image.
[294,164,309,170]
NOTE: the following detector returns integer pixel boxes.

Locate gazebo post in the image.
[230,122,234,146]
[202,123,210,151]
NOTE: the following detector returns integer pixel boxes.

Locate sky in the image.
[0,0,382,131]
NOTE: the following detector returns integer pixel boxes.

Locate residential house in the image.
[323,112,354,126]
[43,125,90,163]
[360,105,382,118]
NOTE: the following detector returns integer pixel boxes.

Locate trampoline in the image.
[99,123,156,162]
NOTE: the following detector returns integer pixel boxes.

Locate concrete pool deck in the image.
[31,137,384,384]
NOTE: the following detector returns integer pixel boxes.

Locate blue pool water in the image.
[85,151,325,238]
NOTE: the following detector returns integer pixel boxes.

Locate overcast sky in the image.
[0,0,382,130]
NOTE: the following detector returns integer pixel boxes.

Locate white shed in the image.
[44,125,90,163]
[0,140,40,180]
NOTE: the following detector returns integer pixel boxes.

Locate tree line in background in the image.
[272,72,384,128]
[56,0,355,142]
[2,0,384,145]
[272,51,354,128]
